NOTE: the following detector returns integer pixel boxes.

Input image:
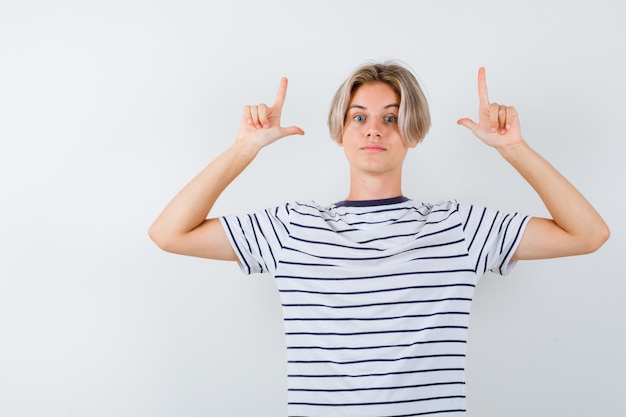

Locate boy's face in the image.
[340,82,415,178]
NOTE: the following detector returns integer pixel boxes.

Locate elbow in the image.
[148,223,176,253]
[581,224,611,254]
[594,224,611,251]
[148,224,164,249]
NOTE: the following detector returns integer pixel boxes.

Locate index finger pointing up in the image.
[273,77,289,111]
[478,67,490,108]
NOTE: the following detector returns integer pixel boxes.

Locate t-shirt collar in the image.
[333,196,409,208]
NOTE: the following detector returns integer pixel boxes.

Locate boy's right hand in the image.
[236,77,305,149]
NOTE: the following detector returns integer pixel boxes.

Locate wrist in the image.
[232,135,264,158]
[496,138,531,162]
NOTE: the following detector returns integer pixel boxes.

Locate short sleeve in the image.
[219,204,291,276]
[458,203,530,276]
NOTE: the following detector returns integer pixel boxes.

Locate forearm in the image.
[458,67,609,259]
[499,140,610,253]
[149,140,260,245]
[149,77,303,258]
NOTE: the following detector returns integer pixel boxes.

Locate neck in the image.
[345,169,404,201]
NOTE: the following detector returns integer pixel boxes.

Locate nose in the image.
[367,128,381,138]
[366,120,382,138]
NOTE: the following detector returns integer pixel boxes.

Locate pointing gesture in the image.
[457,67,523,148]
[237,77,304,149]
[150,76,304,260]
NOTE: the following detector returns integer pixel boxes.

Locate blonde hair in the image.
[328,61,431,146]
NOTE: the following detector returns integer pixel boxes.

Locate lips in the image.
[361,144,386,151]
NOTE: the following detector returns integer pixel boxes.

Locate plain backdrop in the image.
[1,1,624,416]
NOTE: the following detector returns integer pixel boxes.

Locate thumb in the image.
[456,117,478,133]
[280,125,305,137]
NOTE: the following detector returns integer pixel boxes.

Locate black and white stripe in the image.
[220,196,528,417]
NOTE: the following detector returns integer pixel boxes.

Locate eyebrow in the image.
[348,104,400,111]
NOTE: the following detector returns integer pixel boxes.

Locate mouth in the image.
[361,144,386,152]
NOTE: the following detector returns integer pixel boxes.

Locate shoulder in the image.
[268,200,338,228]
[412,199,462,219]
[281,200,332,217]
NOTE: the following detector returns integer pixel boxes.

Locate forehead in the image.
[349,82,400,107]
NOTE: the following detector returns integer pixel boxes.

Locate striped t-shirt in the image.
[220,196,529,417]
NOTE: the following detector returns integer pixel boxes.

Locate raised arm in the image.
[457,67,609,260]
[148,77,304,259]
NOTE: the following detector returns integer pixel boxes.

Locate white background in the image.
[1,1,624,416]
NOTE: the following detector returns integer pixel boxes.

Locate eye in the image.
[384,115,397,123]
[353,114,365,122]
